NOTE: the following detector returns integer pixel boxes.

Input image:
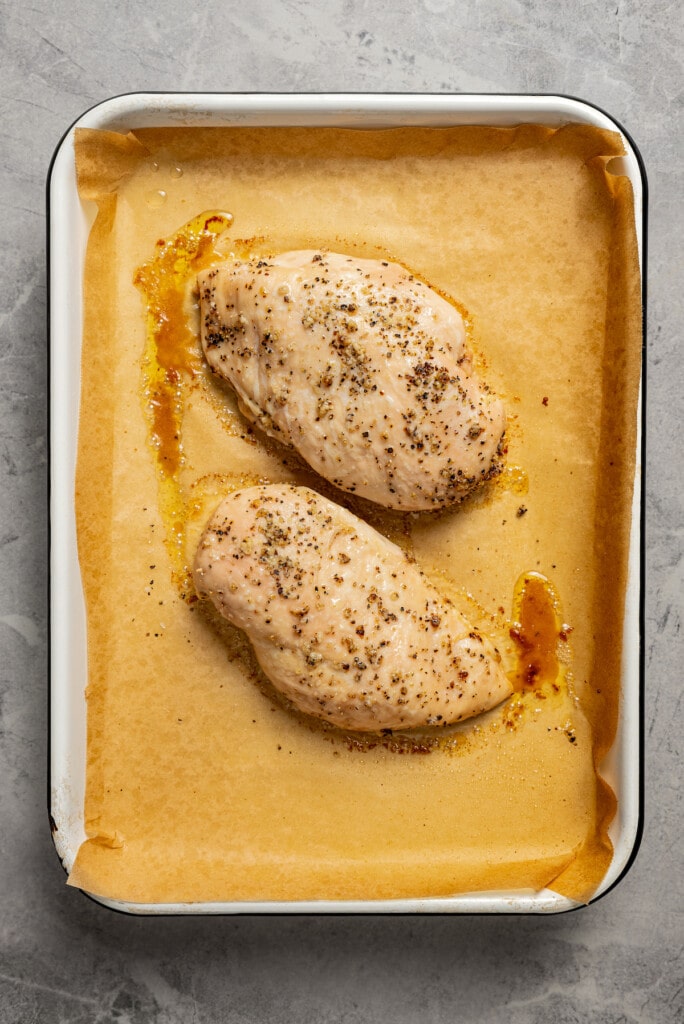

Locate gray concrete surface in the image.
[1,1,682,1021]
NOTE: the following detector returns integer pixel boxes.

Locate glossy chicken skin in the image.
[198,251,505,511]
[193,485,512,731]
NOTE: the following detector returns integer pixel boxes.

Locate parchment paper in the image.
[68,123,641,904]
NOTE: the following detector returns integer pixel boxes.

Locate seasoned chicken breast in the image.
[198,251,505,511]
[193,485,512,731]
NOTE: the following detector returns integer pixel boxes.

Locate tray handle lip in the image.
[75,888,585,918]
[46,89,646,914]
[47,90,648,173]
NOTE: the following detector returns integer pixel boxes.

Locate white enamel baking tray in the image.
[48,93,645,915]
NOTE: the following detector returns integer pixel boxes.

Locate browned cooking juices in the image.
[134,212,234,592]
[510,572,565,693]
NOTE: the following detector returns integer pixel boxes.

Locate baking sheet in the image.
[49,96,647,913]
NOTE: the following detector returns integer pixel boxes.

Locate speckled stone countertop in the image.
[1,2,681,1021]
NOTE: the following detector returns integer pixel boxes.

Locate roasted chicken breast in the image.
[198,251,505,511]
[193,485,512,731]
